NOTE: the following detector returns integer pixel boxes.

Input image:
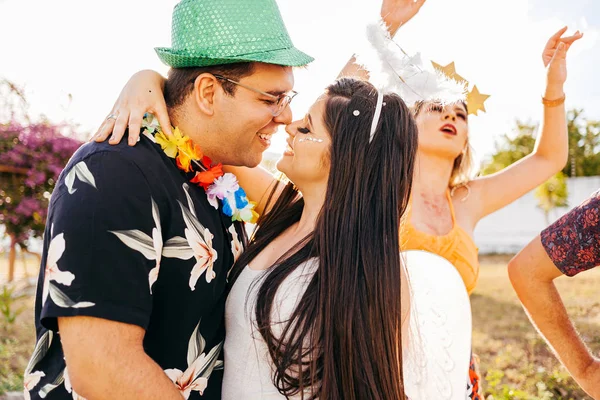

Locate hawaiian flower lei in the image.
[141,114,259,224]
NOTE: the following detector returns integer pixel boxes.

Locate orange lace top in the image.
[401,191,479,295]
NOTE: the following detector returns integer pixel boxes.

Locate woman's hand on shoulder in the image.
[92,70,170,146]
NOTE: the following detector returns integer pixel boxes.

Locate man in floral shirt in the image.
[508,189,600,399]
[24,0,312,399]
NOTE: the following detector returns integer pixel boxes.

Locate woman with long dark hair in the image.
[98,75,417,397]
[221,78,416,399]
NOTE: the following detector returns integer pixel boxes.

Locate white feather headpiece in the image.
[356,21,466,107]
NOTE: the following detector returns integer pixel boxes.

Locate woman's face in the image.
[277,96,331,189]
[414,101,469,160]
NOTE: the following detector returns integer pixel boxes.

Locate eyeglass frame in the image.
[212,74,297,117]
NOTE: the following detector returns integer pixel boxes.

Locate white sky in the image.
[0,0,598,166]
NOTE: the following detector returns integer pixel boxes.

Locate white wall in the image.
[474,176,600,254]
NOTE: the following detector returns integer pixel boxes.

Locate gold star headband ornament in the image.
[431,61,490,116]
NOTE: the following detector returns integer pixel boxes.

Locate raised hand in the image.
[380,0,427,36]
[544,27,583,87]
[542,27,583,67]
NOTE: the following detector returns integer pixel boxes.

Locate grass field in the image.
[471,254,600,399]
[1,253,599,398]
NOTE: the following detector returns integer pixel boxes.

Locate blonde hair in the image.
[449,142,474,189]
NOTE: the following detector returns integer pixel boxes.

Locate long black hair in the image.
[229,78,418,399]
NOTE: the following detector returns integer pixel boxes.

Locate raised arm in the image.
[337,0,426,80]
[469,27,583,221]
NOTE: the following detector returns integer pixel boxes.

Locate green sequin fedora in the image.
[155,0,314,68]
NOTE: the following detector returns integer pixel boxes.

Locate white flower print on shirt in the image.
[23,371,45,400]
[35,366,85,399]
[110,186,220,293]
[42,229,95,309]
[178,184,218,290]
[23,331,52,400]
[64,161,97,194]
[164,320,223,399]
[228,225,243,263]
[110,198,192,293]
[37,368,65,399]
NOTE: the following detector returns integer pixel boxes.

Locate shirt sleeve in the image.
[40,150,160,331]
[540,189,600,277]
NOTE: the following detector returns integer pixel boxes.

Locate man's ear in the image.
[193,73,219,116]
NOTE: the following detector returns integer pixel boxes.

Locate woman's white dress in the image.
[222,251,472,400]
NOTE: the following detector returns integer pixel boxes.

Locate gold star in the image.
[466,85,490,116]
[431,61,468,86]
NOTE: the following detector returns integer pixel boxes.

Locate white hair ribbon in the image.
[369,89,384,143]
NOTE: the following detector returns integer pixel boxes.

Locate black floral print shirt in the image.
[24,136,245,400]
[541,189,600,277]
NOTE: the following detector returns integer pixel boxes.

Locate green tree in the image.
[482,110,600,177]
[482,110,600,226]
[535,172,569,225]
[481,120,537,175]
[578,118,600,176]
[563,109,600,177]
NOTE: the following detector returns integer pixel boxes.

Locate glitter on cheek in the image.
[297,137,324,143]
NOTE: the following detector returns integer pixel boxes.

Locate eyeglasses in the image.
[213,74,297,117]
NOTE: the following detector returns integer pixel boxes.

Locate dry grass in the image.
[1,254,599,398]
[0,254,38,394]
[0,296,35,394]
[472,254,600,399]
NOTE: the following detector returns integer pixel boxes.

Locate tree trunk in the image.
[21,248,28,278]
[8,234,17,282]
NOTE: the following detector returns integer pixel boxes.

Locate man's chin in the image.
[230,154,262,169]
[245,160,261,168]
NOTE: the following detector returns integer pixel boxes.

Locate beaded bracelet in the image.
[542,94,566,107]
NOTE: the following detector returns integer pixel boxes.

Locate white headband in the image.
[369,89,384,143]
